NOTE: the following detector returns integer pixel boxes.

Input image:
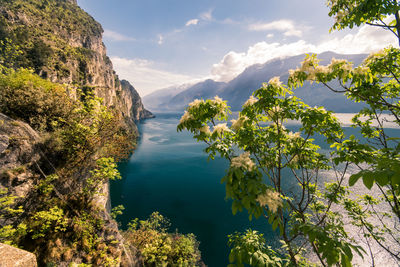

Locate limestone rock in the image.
[0,243,37,267]
[0,0,153,130]
[0,114,39,198]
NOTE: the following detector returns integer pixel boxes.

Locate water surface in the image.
[111,113,276,267]
[111,113,400,266]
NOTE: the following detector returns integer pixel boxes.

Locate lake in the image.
[110,113,399,266]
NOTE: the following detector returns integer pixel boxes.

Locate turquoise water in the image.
[110,113,399,266]
[111,113,278,266]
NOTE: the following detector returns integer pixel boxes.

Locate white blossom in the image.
[287,131,301,140]
[335,10,347,23]
[243,95,258,108]
[329,58,353,75]
[179,111,192,124]
[289,69,297,77]
[199,125,211,135]
[212,96,228,116]
[213,95,224,105]
[315,65,329,75]
[300,57,316,73]
[267,106,281,118]
[231,115,248,131]
[213,123,230,136]
[268,76,282,87]
[231,152,255,171]
[188,99,204,108]
[256,189,283,213]
[353,66,369,76]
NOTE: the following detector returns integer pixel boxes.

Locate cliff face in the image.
[0,113,127,266]
[0,0,153,126]
[0,0,152,265]
[120,80,154,120]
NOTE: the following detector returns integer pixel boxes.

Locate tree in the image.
[178,1,400,266]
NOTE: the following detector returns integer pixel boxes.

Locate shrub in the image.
[124,212,202,266]
[0,68,72,131]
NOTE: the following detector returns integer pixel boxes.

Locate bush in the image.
[0,68,72,131]
[124,212,202,266]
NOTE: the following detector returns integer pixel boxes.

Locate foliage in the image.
[83,157,121,202]
[0,1,141,266]
[227,230,288,267]
[288,44,400,263]
[58,92,134,163]
[29,206,68,239]
[0,67,73,131]
[27,39,53,72]
[179,2,400,266]
[327,0,400,35]
[0,0,103,83]
[0,51,132,266]
[111,205,124,220]
[0,188,26,245]
[0,38,23,70]
[178,80,363,266]
[124,212,202,266]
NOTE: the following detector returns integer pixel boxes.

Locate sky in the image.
[76,0,397,96]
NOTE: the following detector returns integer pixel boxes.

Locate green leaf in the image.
[349,172,362,186]
[229,252,236,263]
[341,255,352,267]
[362,173,374,189]
[375,171,389,186]
[272,219,279,231]
[391,173,400,186]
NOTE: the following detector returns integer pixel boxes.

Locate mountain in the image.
[143,83,192,112]
[145,52,367,113]
[0,0,153,126]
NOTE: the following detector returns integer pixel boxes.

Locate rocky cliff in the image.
[0,0,153,265]
[0,113,133,266]
[0,0,153,127]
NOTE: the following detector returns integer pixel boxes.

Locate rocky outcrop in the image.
[0,113,40,199]
[0,243,37,267]
[0,113,129,265]
[0,0,153,126]
[120,80,154,121]
[0,1,152,265]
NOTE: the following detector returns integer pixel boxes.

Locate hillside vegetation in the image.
[0,0,200,266]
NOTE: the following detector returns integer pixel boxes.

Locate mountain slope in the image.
[146,52,367,112]
[0,0,152,125]
[0,0,152,265]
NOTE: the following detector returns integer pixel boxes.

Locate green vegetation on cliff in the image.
[0,1,191,266]
[0,0,102,82]
[0,62,133,265]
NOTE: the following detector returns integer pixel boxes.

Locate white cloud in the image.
[158,35,164,45]
[249,20,303,37]
[267,33,274,38]
[186,19,199,26]
[200,9,213,21]
[316,25,397,54]
[211,41,314,81]
[111,57,200,96]
[103,29,135,42]
[211,24,397,82]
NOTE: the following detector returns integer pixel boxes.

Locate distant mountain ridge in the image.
[144,51,367,113]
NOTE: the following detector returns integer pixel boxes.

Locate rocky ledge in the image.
[0,243,37,267]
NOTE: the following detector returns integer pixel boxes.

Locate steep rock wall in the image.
[0,0,153,127]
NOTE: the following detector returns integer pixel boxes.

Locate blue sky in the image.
[77,0,396,96]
